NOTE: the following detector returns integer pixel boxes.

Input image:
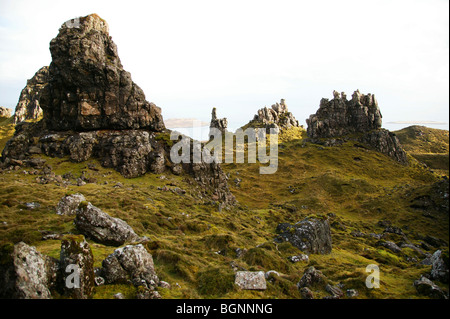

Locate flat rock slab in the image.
[235,271,267,290]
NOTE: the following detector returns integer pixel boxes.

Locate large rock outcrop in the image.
[244,99,300,132]
[13,66,49,124]
[1,14,236,206]
[40,14,164,131]
[306,90,407,164]
[0,106,12,118]
[209,107,228,137]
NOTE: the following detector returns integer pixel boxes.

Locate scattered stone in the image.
[384,226,404,236]
[326,284,344,299]
[276,218,332,254]
[0,242,57,299]
[430,250,449,283]
[288,254,309,263]
[56,193,86,216]
[299,287,314,299]
[59,235,95,299]
[74,202,141,246]
[235,271,267,290]
[101,244,160,291]
[413,276,448,299]
[159,281,171,289]
[25,202,40,210]
[297,266,325,289]
[376,241,402,254]
[114,292,125,299]
[346,289,359,298]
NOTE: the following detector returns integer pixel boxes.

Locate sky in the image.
[0,0,448,132]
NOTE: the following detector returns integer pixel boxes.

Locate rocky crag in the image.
[1,14,235,206]
[209,107,228,137]
[13,66,49,124]
[0,107,12,119]
[306,90,408,164]
[244,99,301,132]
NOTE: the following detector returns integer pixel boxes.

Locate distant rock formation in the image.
[306,90,407,164]
[13,66,49,124]
[306,90,382,138]
[209,107,227,137]
[40,14,164,132]
[1,14,235,206]
[245,99,300,132]
[0,107,12,118]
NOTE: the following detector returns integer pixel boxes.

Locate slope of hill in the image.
[394,126,449,175]
[0,119,448,299]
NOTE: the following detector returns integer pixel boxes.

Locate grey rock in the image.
[114,292,125,299]
[276,218,332,254]
[326,284,344,299]
[0,106,12,118]
[59,235,95,299]
[245,99,300,132]
[235,271,267,290]
[346,289,359,298]
[377,241,402,254]
[101,244,160,290]
[297,266,325,289]
[209,107,228,137]
[299,287,314,299]
[430,250,449,283]
[413,276,448,299]
[288,254,309,263]
[56,193,86,216]
[74,202,140,246]
[0,242,57,299]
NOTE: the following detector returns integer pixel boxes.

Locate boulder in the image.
[299,287,314,299]
[101,244,160,291]
[56,193,86,215]
[297,266,326,289]
[59,235,95,299]
[235,271,267,290]
[74,202,141,246]
[0,242,57,299]
[325,284,344,299]
[306,90,407,164]
[276,218,332,254]
[377,241,402,254]
[430,250,449,283]
[40,14,165,131]
[413,276,448,299]
[13,66,49,124]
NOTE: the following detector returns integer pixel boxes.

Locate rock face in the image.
[56,193,86,216]
[0,106,12,118]
[209,107,227,137]
[234,271,267,290]
[1,14,235,207]
[40,14,164,132]
[307,90,382,138]
[59,235,95,299]
[430,250,449,283]
[245,99,300,132]
[74,202,141,246]
[306,90,407,164]
[276,218,332,254]
[0,242,57,299]
[13,66,49,124]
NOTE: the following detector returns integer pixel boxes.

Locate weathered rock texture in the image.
[245,99,300,132]
[1,14,236,206]
[74,202,141,246]
[209,107,227,137]
[13,66,49,124]
[306,90,407,164]
[235,271,267,290]
[56,193,86,216]
[59,235,95,299]
[276,218,332,254]
[0,106,12,118]
[0,242,58,299]
[40,14,164,131]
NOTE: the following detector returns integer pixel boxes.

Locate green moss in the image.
[196,266,236,297]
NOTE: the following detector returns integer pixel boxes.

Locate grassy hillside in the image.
[394,126,449,176]
[0,121,448,299]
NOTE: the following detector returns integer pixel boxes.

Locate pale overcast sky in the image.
[0,0,448,130]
